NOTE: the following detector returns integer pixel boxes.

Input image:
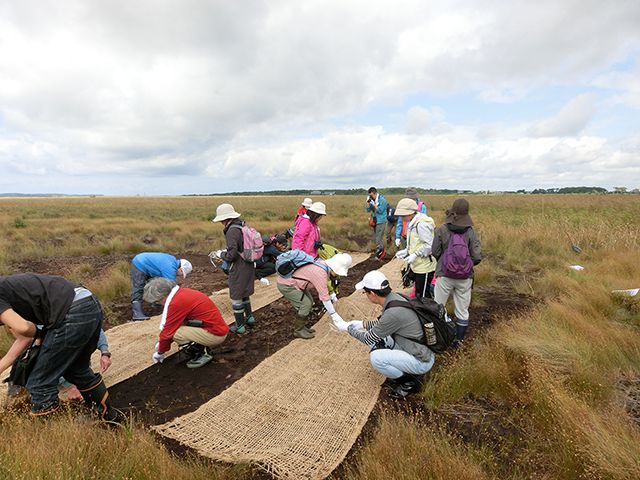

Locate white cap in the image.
[302,197,313,208]
[355,270,389,291]
[213,203,241,222]
[179,259,193,278]
[324,253,352,276]
[308,201,327,215]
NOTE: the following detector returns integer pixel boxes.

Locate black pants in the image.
[414,271,435,299]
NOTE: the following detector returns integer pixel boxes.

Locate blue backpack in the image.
[276,249,326,278]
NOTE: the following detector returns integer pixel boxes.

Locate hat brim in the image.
[395,207,416,216]
[212,212,241,222]
[445,212,473,227]
[355,280,366,290]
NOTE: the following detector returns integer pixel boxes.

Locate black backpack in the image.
[386,205,398,223]
[384,294,456,353]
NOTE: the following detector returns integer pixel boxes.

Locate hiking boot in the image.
[131,301,149,321]
[229,324,246,334]
[246,315,256,326]
[187,350,214,369]
[387,374,421,399]
[294,328,315,339]
[376,248,386,260]
[180,342,205,359]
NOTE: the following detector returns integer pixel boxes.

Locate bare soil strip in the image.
[152,259,404,480]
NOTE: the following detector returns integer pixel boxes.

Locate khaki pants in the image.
[434,276,473,324]
[173,326,227,348]
[278,283,314,318]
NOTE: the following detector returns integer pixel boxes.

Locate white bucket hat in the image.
[355,270,389,290]
[394,198,418,216]
[308,201,327,215]
[301,197,313,208]
[324,253,352,276]
[179,259,192,278]
[213,203,241,222]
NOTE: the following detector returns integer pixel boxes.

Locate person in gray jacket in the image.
[332,270,435,399]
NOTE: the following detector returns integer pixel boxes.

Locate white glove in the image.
[259,277,270,286]
[152,351,165,364]
[395,238,401,247]
[330,292,338,303]
[211,249,225,259]
[348,320,364,330]
[332,317,349,332]
[395,249,408,259]
[330,312,344,323]
[405,253,418,264]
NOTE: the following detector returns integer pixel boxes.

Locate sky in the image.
[0,0,639,195]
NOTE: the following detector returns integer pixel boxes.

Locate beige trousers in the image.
[173,326,227,348]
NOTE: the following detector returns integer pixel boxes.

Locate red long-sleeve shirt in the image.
[158,287,229,353]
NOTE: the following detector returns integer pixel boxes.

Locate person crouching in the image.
[144,278,229,369]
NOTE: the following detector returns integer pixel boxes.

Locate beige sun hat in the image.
[324,253,352,276]
[301,197,313,208]
[212,203,241,222]
[308,201,327,215]
[394,198,418,216]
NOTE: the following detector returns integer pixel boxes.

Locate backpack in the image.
[441,231,473,279]
[230,224,264,262]
[386,205,397,223]
[385,295,456,353]
[276,249,327,278]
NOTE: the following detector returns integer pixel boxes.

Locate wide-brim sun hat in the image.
[445,198,473,227]
[394,198,418,216]
[308,201,327,215]
[324,253,352,276]
[301,197,313,208]
[213,203,241,222]
[355,270,389,291]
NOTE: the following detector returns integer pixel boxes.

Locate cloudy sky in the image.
[1,0,639,194]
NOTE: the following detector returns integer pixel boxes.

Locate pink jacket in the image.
[292,215,321,257]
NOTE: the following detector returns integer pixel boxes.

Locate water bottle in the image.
[425,322,437,345]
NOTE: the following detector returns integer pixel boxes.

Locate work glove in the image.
[152,351,165,364]
[331,316,349,332]
[259,277,270,286]
[395,249,408,259]
[395,238,401,247]
[348,320,364,330]
[405,253,417,265]
[313,241,323,249]
[330,292,338,303]
[211,250,225,259]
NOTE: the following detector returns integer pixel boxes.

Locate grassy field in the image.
[1,193,639,479]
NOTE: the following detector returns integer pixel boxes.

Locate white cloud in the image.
[528,93,598,137]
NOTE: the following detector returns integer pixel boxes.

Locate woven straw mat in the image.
[155,258,405,480]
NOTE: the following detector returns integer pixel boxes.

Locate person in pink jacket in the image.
[292,202,326,257]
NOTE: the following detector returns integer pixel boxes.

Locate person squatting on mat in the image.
[145,278,229,369]
[365,186,389,260]
[211,203,256,335]
[292,201,326,258]
[276,253,353,339]
[130,252,193,321]
[254,233,289,283]
[0,273,118,420]
[331,270,435,399]
[394,197,437,299]
[432,198,482,347]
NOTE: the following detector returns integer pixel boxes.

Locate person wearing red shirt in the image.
[143,278,229,368]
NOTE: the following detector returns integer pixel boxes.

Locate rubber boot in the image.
[243,300,256,325]
[304,323,316,334]
[229,310,246,334]
[131,300,149,321]
[453,323,467,349]
[79,377,120,422]
[294,317,314,339]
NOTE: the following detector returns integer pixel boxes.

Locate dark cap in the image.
[275,234,288,244]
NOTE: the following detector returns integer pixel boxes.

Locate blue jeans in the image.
[369,340,435,379]
[26,296,103,413]
[130,263,150,302]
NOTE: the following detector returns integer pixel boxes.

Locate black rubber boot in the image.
[79,377,120,422]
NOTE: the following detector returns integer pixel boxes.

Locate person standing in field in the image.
[0,274,118,420]
[143,278,229,368]
[211,203,256,334]
[130,252,193,321]
[394,198,437,299]
[331,270,435,399]
[277,252,352,339]
[292,201,326,258]
[432,198,482,346]
[395,187,428,250]
[365,187,389,260]
[294,197,313,229]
